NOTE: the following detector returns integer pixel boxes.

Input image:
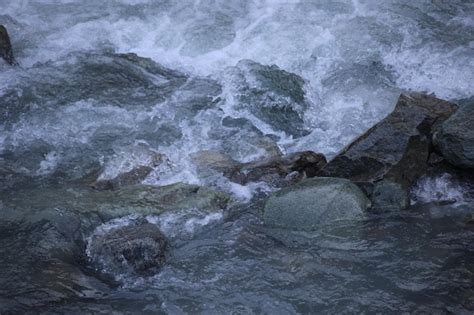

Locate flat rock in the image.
[263,177,371,230]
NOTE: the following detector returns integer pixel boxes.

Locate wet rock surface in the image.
[90,144,168,190]
[0,25,17,65]
[318,93,458,210]
[192,150,326,186]
[87,220,168,276]
[228,59,311,138]
[436,100,474,169]
[263,177,371,230]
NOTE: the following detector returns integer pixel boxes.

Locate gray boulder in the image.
[318,93,458,210]
[87,220,167,276]
[435,101,474,169]
[0,25,17,65]
[263,177,371,230]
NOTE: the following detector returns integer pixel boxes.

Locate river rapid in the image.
[1,1,474,313]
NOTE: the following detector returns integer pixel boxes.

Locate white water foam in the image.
[411,173,467,205]
[1,0,473,198]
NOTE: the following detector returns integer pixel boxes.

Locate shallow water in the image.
[1,0,474,313]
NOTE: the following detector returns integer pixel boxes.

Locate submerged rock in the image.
[263,177,370,230]
[90,144,168,190]
[435,101,474,169]
[192,150,326,186]
[0,25,17,65]
[87,220,167,276]
[318,93,458,210]
[228,60,311,138]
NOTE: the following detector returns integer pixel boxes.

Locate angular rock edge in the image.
[317,93,458,210]
[0,25,18,66]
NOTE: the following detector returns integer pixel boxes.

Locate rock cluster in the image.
[317,93,458,211]
[192,150,326,187]
[263,93,471,230]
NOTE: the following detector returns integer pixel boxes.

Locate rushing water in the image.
[1,0,474,313]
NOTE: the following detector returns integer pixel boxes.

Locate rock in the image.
[0,25,17,65]
[228,60,311,138]
[191,150,241,178]
[103,183,230,217]
[263,177,371,230]
[191,149,326,186]
[371,180,409,211]
[237,151,327,185]
[219,116,283,159]
[318,93,458,210]
[90,145,168,190]
[87,220,167,275]
[435,101,474,169]
[464,213,474,225]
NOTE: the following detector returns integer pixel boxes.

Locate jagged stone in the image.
[0,25,17,66]
[318,93,457,210]
[435,100,474,169]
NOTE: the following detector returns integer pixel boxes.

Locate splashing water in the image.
[1,1,474,313]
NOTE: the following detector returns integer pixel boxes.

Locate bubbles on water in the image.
[411,173,467,205]
[1,0,474,196]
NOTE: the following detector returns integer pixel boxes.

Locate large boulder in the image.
[191,150,326,186]
[0,25,17,65]
[318,93,458,210]
[263,177,371,230]
[87,220,167,276]
[435,101,474,169]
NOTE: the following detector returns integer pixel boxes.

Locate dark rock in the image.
[371,180,409,211]
[228,60,311,138]
[263,177,371,230]
[428,152,445,165]
[435,101,474,169]
[87,221,167,275]
[237,151,327,185]
[464,213,474,225]
[0,25,17,65]
[191,150,326,186]
[318,93,458,210]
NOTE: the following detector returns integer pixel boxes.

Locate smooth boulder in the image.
[435,101,474,169]
[318,93,458,210]
[0,25,17,65]
[263,177,371,230]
